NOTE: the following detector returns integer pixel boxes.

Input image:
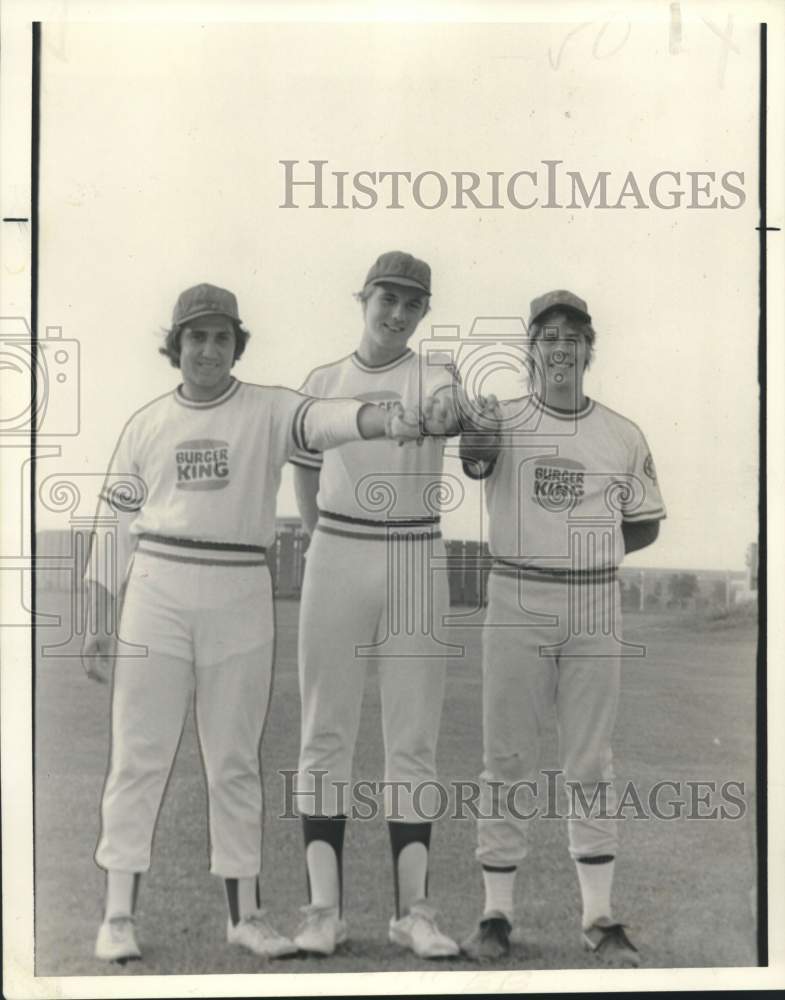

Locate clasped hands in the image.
[383,392,503,447]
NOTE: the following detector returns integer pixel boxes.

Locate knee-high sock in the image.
[105,871,141,920]
[302,815,346,915]
[482,864,516,921]
[224,876,260,925]
[575,855,615,929]
[388,821,432,918]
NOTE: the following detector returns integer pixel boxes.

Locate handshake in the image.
[382,391,503,454]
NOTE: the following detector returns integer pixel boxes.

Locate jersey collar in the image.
[351,348,414,373]
[531,394,595,421]
[174,377,241,409]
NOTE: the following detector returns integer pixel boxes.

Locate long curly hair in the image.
[158,320,251,368]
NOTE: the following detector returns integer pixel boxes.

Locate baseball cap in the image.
[363,251,431,295]
[172,283,241,327]
[529,289,591,326]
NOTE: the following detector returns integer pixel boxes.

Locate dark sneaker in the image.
[582,917,640,967]
[461,910,512,961]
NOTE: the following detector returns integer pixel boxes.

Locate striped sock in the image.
[225,877,260,925]
[575,855,615,929]
[482,864,516,921]
[388,821,432,918]
[303,815,346,915]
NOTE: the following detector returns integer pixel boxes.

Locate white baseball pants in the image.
[297,525,452,822]
[477,568,624,865]
[95,551,275,877]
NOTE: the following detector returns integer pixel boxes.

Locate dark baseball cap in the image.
[363,251,431,295]
[529,289,591,326]
[172,283,241,327]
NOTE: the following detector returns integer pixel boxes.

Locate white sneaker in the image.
[95,915,141,963]
[294,904,348,956]
[227,910,298,959]
[389,900,459,959]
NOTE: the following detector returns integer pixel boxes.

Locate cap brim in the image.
[175,308,241,326]
[529,306,591,327]
[365,276,431,294]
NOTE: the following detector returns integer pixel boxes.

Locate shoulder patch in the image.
[643,453,658,485]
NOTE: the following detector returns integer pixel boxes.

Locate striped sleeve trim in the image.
[290,450,324,470]
[292,397,318,453]
[622,508,667,522]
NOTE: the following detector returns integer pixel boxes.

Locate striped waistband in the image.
[316,508,441,542]
[135,532,267,567]
[492,559,618,584]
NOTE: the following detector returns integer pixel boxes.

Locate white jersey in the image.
[87,378,321,592]
[291,349,455,530]
[478,395,666,572]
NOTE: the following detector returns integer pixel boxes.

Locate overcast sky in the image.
[33,17,760,570]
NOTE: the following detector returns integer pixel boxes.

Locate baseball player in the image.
[290,251,462,959]
[459,290,666,965]
[81,282,422,964]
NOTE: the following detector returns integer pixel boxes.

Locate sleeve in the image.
[290,369,325,470]
[83,417,145,597]
[275,388,366,465]
[623,427,667,522]
[304,398,368,452]
[270,388,317,466]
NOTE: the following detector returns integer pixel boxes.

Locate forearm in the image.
[83,501,137,598]
[356,402,387,439]
[429,384,463,438]
[294,466,321,536]
[303,398,387,452]
[84,580,117,636]
[457,392,502,472]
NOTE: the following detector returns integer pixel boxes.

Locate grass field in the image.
[33,591,759,976]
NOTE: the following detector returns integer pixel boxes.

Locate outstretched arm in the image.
[419,383,465,438]
[302,397,423,452]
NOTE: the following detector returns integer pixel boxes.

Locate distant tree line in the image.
[620,572,725,611]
